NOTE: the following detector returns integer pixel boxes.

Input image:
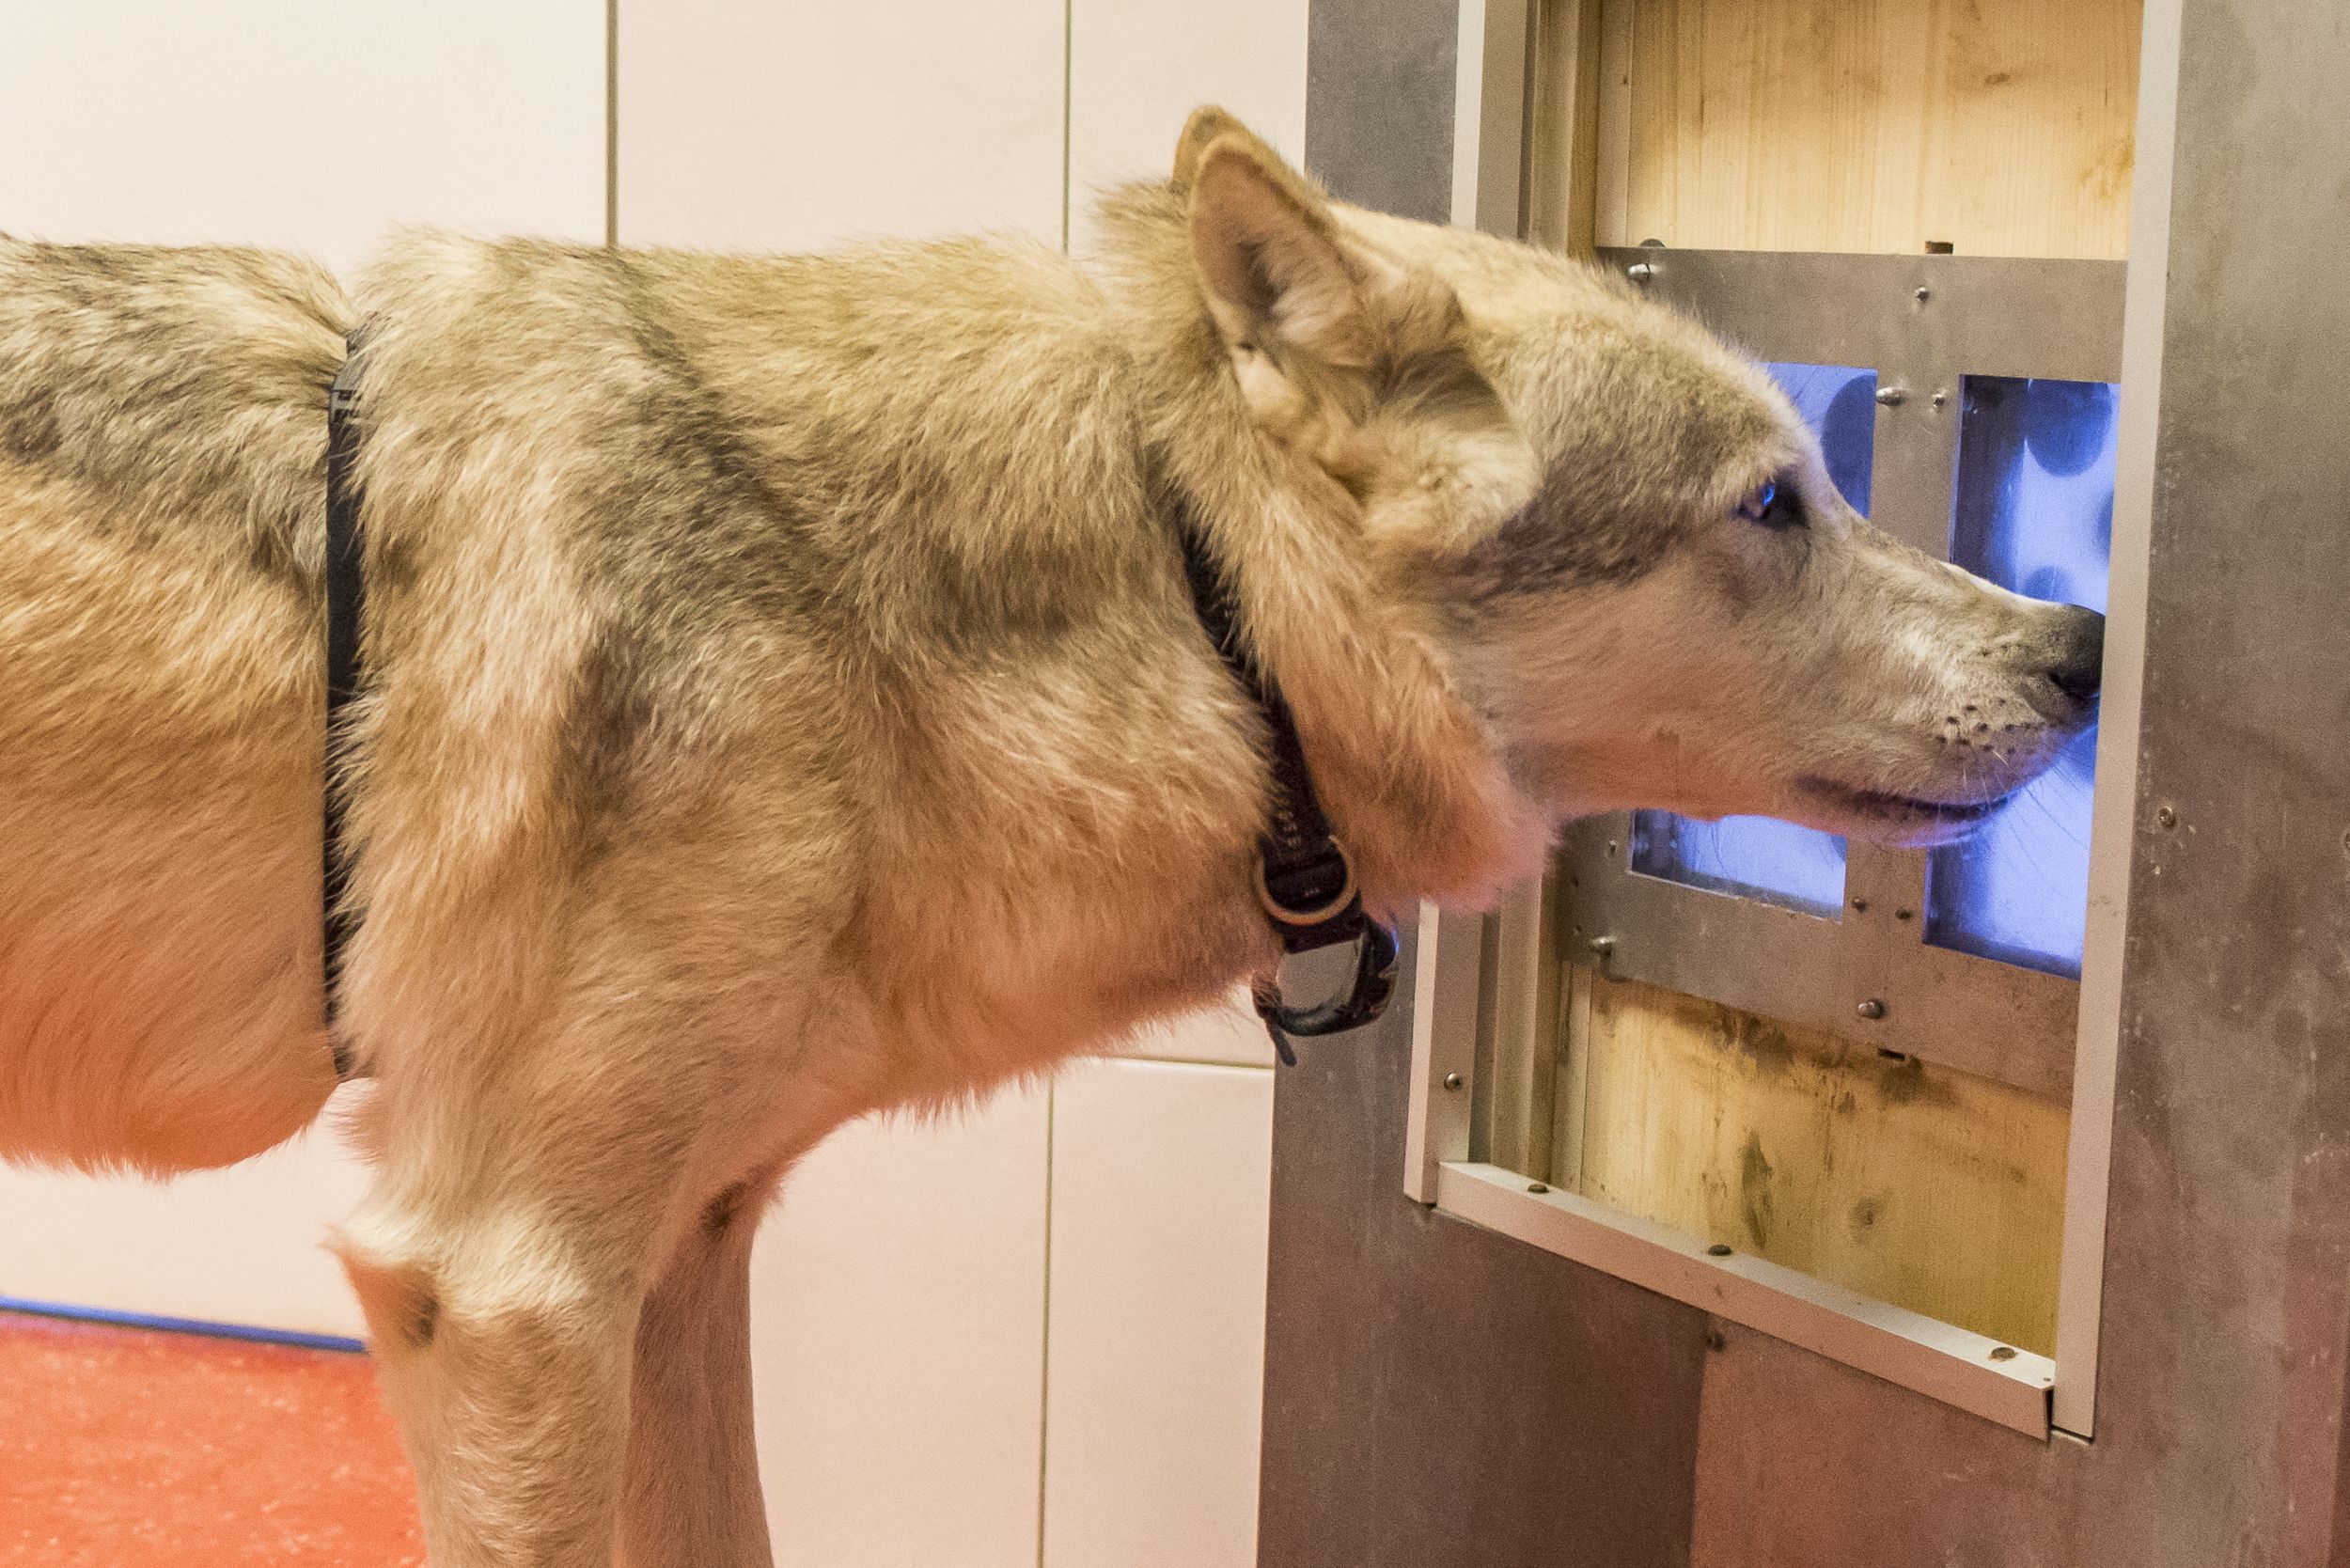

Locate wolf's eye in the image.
[1734,479,1800,529]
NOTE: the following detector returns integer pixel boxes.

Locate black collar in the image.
[1167,492,1400,1063]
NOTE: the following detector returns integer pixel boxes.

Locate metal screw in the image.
[1914,285,1931,302]
[1895,907,1916,921]
[1589,934,1618,959]
[1528,1182,1551,1195]
[1931,389,1949,409]
[1851,897,1870,913]
[1874,386,1907,407]
[1856,998,1888,1021]
[1707,1244,1733,1258]
[2156,805,2179,830]
[1990,1346,2020,1362]
[1443,1072,1464,1091]
[1626,261,1654,283]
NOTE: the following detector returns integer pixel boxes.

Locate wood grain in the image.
[1570,0,2141,259]
[1554,972,2067,1355]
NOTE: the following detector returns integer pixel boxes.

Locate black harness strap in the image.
[1168,494,1400,1063]
[321,335,367,1079]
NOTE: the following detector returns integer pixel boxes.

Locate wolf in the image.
[0,107,2101,1565]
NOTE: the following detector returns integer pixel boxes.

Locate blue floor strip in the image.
[0,1294,367,1355]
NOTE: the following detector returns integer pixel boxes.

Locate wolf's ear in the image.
[1181,122,1539,552]
[1171,104,1250,189]
[1184,130,1379,378]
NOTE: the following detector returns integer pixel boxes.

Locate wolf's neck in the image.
[1094,187,1554,913]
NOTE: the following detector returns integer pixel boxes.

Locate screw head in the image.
[1706,1243,1733,1258]
[1874,386,1907,407]
[1990,1346,2019,1362]
[1915,285,1932,302]
[1528,1182,1551,1195]
[1626,261,1655,283]
[1931,389,1949,408]
[1856,998,1888,1021]
[1443,1072,1465,1091]
[2156,805,2179,830]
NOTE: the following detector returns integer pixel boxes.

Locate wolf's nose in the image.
[2044,605,2106,713]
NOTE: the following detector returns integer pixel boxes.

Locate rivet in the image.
[1626,261,1655,283]
[1895,907,1916,921]
[1707,1244,1734,1257]
[1856,998,1888,1021]
[1443,1072,1464,1091]
[1914,285,1931,302]
[1528,1182,1551,1195]
[1851,897,1870,913]
[1589,934,1618,958]
[1875,386,1907,407]
[2156,805,2178,830]
[1931,389,1949,408]
[1990,1346,2020,1362]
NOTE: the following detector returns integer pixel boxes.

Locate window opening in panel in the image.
[1628,362,1874,917]
[1926,377,2119,979]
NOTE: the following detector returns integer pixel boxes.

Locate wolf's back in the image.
[0,236,352,570]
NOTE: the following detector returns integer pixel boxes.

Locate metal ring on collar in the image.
[1254,838,1356,926]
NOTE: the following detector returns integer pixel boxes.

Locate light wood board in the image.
[1571,0,2142,259]
[1552,970,2068,1355]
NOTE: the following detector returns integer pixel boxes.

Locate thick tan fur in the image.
[0,110,2099,1566]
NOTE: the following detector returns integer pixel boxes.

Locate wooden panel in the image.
[1526,0,1606,255]
[1559,971,2067,1355]
[1581,0,2141,259]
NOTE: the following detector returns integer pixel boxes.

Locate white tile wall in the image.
[1067,0,1310,254]
[0,0,606,270]
[618,0,1066,252]
[1137,990,1281,1069]
[0,1109,369,1339]
[752,1090,1053,1568]
[1042,1059,1276,1568]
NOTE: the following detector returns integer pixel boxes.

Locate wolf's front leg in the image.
[337,1183,652,1568]
[617,1173,780,1568]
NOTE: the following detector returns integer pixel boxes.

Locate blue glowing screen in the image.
[1925,377,2118,979]
[1628,363,1873,917]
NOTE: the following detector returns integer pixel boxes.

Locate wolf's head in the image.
[1153,109,2102,861]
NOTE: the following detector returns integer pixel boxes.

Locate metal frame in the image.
[1406,13,2154,1442]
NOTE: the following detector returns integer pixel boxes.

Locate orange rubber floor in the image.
[0,1309,423,1566]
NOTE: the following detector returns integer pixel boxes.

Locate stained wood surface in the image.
[1574,0,2142,258]
[1554,970,2068,1355]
